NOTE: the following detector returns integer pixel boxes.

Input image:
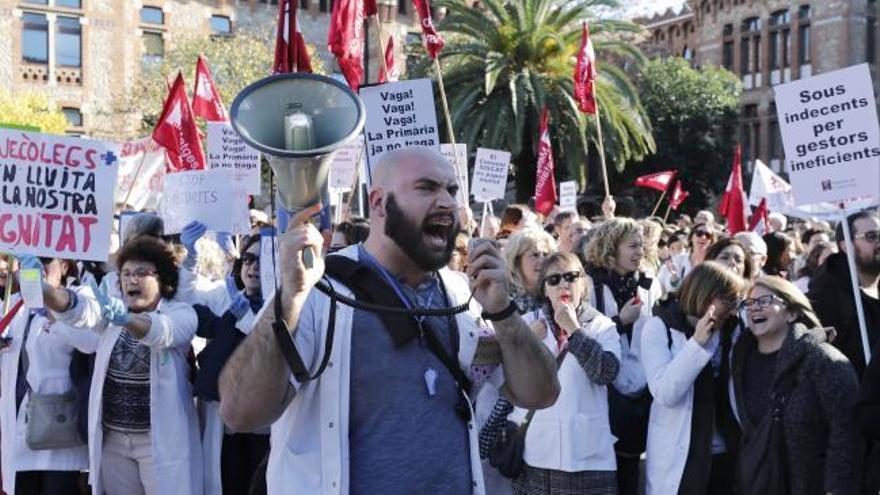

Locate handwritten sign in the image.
[472,148,511,202]
[259,226,280,299]
[159,170,238,234]
[329,141,362,190]
[0,129,119,261]
[207,122,262,195]
[559,181,577,211]
[440,143,468,207]
[361,79,439,184]
[116,136,165,211]
[774,63,880,205]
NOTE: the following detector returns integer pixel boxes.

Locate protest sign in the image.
[259,226,281,300]
[0,129,119,261]
[159,169,240,234]
[207,122,262,195]
[559,181,577,211]
[774,63,880,205]
[472,148,510,202]
[361,79,439,184]
[116,137,165,211]
[329,140,362,190]
[440,143,469,207]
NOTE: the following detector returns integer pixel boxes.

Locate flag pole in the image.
[433,57,468,192]
[2,254,13,316]
[372,16,390,82]
[663,202,673,223]
[120,150,149,211]
[839,203,873,364]
[592,108,611,198]
[650,187,668,217]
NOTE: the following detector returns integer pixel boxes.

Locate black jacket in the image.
[731,324,864,495]
[808,252,880,376]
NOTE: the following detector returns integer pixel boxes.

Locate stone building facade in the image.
[0,0,420,138]
[638,0,879,174]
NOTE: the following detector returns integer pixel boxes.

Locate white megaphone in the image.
[230,73,366,221]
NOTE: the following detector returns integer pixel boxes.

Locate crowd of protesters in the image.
[0,146,878,495]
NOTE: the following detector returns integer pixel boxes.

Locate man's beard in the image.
[384,194,458,272]
[858,247,880,276]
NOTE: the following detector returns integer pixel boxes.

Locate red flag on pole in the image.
[412,0,444,59]
[379,37,396,83]
[720,144,750,234]
[534,106,558,216]
[192,55,227,122]
[574,22,598,114]
[329,0,366,91]
[364,0,377,16]
[748,197,769,235]
[274,0,312,74]
[152,73,206,172]
[669,180,690,210]
[634,170,677,192]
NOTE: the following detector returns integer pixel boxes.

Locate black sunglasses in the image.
[545,271,582,287]
[693,230,713,239]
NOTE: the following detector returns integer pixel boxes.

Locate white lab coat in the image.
[56,296,203,495]
[640,315,720,495]
[0,288,101,495]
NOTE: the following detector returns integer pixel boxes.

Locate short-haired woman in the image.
[504,228,557,314]
[731,276,863,494]
[641,262,746,495]
[56,236,202,495]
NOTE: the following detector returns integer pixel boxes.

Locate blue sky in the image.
[621,0,688,18]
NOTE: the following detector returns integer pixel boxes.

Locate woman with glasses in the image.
[0,256,99,494]
[582,218,661,495]
[482,252,621,494]
[193,235,268,495]
[55,236,202,495]
[657,222,715,295]
[730,276,863,494]
[504,228,557,314]
[641,262,745,495]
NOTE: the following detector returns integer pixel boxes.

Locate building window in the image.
[23,0,49,4]
[62,107,82,127]
[142,31,164,65]
[798,5,811,66]
[141,6,164,25]
[683,46,693,60]
[741,104,760,171]
[723,41,734,70]
[723,23,733,36]
[22,13,49,64]
[868,15,876,63]
[210,15,232,35]
[769,10,791,84]
[56,16,81,67]
[299,0,308,7]
[319,0,333,12]
[398,0,407,16]
[56,0,82,7]
[741,17,762,87]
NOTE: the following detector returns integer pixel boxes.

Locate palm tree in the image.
[427,0,655,200]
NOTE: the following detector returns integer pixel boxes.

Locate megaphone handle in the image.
[303,246,315,269]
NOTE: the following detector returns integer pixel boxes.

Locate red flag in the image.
[534,106,557,216]
[329,0,366,91]
[720,144,750,234]
[274,0,312,73]
[669,180,690,210]
[634,170,677,192]
[364,0,377,16]
[413,0,444,59]
[379,37,396,83]
[152,73,206,172]
[0,299,24,337]
[192,55,227,122]
[574,22,598,114]
[748,197,769,235]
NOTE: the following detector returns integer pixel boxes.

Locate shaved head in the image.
[371,146,453,191]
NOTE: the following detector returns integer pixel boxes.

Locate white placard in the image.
[159,170,238,234]
[774,63,880,205]
[116,137,165,211]
[559,181,577,211]
[259,226,281,299]
[206,122,262,195]
[361,79,440,184]
[0,129,120,261]
[440,143,468,207]
[19,268,44,309]
[472,148,511,202]
[329,141,363,190]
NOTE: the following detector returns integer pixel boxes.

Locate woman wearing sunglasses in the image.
[484,252,621,494]
[657,222,715,295]
[641,261,745,495]
[729,276,863,494]
[192,235,268,495]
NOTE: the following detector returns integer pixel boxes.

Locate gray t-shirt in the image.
[348,266,472,494]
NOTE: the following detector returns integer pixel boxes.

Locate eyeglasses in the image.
[120,269,157,281]
[740,294,785,310]
[718,296,743,309]
[241,253,259,266]
[693,230,713,240]
[855,230,880,244]
[545,271,582,287]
